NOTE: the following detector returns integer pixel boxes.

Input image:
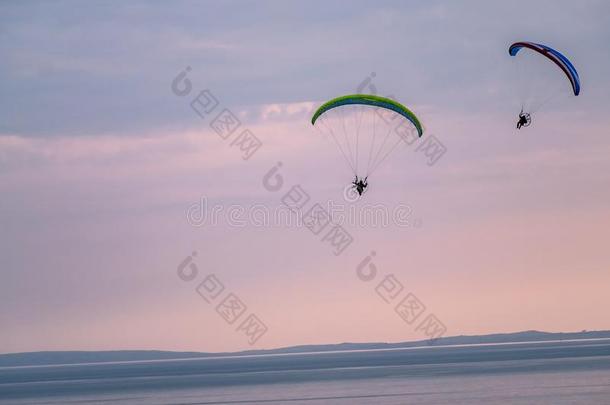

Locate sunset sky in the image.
[1,0,609,354]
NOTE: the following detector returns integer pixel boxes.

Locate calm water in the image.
[1,340,609,404]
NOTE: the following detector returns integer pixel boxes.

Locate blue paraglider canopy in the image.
[509,41,580,96]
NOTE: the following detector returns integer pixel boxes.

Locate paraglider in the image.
[311,94,423,198]
[352,176,368,196]
[516,110,531,129]
[509,41,580,129]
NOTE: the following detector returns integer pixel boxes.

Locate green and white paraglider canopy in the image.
[311,94,423,179]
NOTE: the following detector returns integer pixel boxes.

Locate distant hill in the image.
[2,330,609,367]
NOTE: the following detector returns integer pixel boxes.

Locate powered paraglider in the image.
[509,41,580,129]
[311,94,423,197]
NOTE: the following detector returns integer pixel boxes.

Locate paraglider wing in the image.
[311,94,423,182]
[311,94,423,137]
[509,42,580,96]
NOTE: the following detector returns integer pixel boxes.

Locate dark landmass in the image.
[2,329,609,367]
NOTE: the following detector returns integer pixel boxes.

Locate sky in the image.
[1,0,609,354]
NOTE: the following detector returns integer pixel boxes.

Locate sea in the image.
[1,339,609,404]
